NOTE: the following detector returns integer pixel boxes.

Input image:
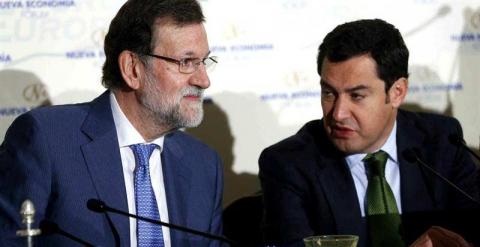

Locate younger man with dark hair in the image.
[260,19,478,247]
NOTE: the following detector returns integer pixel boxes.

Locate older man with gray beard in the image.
[0,0,224,246]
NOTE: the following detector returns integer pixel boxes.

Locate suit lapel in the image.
[311,123,363,235]
[162,132,192,244]
[396,111,436,212]
[80,91,130,245]
[317,157,363,235]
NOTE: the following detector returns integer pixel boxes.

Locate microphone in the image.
[403,148,480,206]
[39,220,95,247]
[16,200,41,247]
[87,199,237,246]
[83,199,120,247]
[448,134,480,162]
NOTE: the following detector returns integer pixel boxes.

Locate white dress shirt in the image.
[345,122,402,217]
[110,92,171,247]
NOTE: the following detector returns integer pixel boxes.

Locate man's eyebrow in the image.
[320,79,333,89]
[182,50,211,58]
[320,80,369,93]
[345,85,369,93]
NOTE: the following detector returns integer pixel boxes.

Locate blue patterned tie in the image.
[130,144,164,247]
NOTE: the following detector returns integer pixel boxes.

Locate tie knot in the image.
[130,143,158,168]
[363,150,388,177]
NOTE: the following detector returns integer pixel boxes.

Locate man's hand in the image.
[409,226,472,247]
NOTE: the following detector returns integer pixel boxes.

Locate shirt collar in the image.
[346,121,398,168]
[110,92,164,150]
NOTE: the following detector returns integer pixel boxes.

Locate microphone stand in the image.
[87,199,237,246]
[403,148,480,206]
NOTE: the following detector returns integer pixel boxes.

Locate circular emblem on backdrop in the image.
[471,10,480,30]
[23,83,48,103]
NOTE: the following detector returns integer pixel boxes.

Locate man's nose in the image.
[332,96,351,122]
[189,65,210,89]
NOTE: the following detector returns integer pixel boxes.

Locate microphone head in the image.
[87,199,107,213]
[39,220,59,235]
[402,149,418,163]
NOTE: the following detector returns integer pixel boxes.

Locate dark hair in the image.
[102,0,205,89]
[317,19,409,91]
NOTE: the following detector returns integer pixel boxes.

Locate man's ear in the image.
[388,77,408,108]
[118,50,143,90]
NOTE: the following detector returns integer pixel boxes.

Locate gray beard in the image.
[139,70,204,131]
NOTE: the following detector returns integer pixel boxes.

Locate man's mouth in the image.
[331,125,355,138]
[183,94,202,101]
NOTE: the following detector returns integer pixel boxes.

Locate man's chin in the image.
[180,111,203,128]
[330,139,363,154]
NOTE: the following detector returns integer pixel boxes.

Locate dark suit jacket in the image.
[259,110,479,247]
[0,91,224,246]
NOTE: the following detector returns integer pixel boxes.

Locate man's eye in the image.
[321,90,335,100]
[181,58,199,66]
[321,90,333,96]
[351,93,365,101]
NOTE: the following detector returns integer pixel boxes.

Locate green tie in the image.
[364,150,405,247]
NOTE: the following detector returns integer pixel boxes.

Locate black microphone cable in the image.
[103,209,120,247]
